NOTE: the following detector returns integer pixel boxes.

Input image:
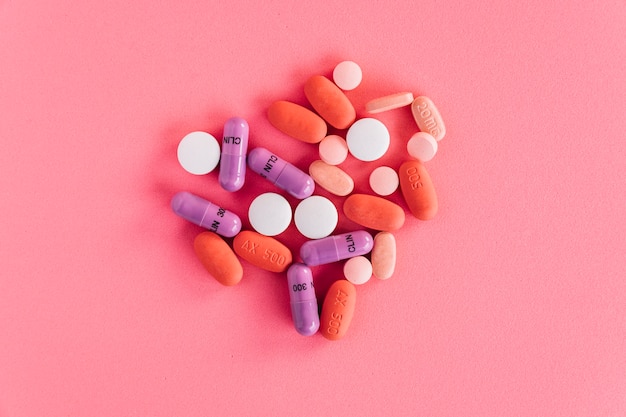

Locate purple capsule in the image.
[219,117,249,192]
[247,147,315,199]
[300,230,373,266]
[170,191,241,238]
[287,263,320,336]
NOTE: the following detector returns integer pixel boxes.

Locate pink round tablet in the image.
[318,135,349,165]
[343,256,372,285]
[369,166,399,196]
[332,61,362,91]
[407,131,438,162]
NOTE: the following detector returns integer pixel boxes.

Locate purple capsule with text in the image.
[287,263,320,336]
[247,147,315,199]
[170,191,242,238]
[219,117,249,192]
[300,230,373,267]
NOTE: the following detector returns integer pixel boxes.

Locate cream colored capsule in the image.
[309,160,354,196]
[371,232,396,280]
[411,96,446,141]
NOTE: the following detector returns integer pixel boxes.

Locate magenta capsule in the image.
[247,147,315,199]
[299,230,373,266]
[287,263,320,336]
[170,191,241,237]
[219,117,249,192]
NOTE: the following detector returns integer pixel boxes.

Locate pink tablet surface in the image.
[1,1,625,416]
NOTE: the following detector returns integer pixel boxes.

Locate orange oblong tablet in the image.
[411,96,446,141]
[399,160,438,220]
[366,92,414,114]
[371,232,396,280]
[267,100,327,144]
[304,75,356,129]
[320,279,357,340]
[193,232,243,286]
[233,230,292,273]
[309,160,354,196]
[343,193,405,231]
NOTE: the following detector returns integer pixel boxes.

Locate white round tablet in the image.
[248,193,292,236]
[407,131,438,162]
[369,166,399,196]
[346,118,390,162]
[343,256,373,285]
[294,196,338,239]
[333,61,362,91]
[177,131,221,175]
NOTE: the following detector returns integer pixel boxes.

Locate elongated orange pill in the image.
[233,230,293,273]
[193,232,243,286]
[320,279,357,340]
[343,193,405,231]
[399,160,438,220]
[309,160,354,196]
[304,75,356,129]
[371,232,396,280]
[267,100,327,144]
[411,96,446,141]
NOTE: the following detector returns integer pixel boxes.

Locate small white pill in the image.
[346,118,390,162]
[343,256,372,285]
[407,131,438,162]
[332,61,362,91]
[318,135,348,165]
[248,192,292,236]
[177,131,221,175]
[369,166,399,196]
[294,196,338,239]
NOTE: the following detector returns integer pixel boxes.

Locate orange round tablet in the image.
[320,279,357,340]
[193,232,243,286]
[304,75,356,130]
[343,193,405,231]
[398,160,438,220]
[233,230,292,273]
[267,100,327,144]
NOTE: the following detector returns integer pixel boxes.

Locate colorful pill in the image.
[343,194,405,231]
[320,279,356,341]
[287,263,320,336]
[300,230,373,267]
[371,232,396,280]
[399,160,438,220]
[219,117,249,192]
[193,232,243,286]
[369,166,399,196]
[411,96,446,141]
[267,100,327,144]
[171,191,242,238]
[365,92,414,114]
[343,256,372,285]
[308,160,354,197]
[247,147,315,199]
[233,230,293,273]
[304,75,356,129]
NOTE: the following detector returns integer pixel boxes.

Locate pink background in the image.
[1,1,625,416]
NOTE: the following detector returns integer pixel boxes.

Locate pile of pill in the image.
[172,60,445,340]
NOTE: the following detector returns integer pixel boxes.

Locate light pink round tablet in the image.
[332,61,362,91]
[343,256,372,285]
[407,131,438,162]
[366,92,414,114]
[318,135,349,165]
[369,166,399,196]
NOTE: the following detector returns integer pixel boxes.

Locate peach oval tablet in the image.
[318,135,348,165]
[411,96,446,141]
[193,232,243,286]
[371,232,396,280]
[304,75,356,129]
[309,160,354,197]
[343,193,405,231]
[343,256,372,285]
[320,279,357,341]
[369,166,399,196]
[267,100,327,144]
[399,160,438,220]
[366,92,414,114]
[233,230,293,273]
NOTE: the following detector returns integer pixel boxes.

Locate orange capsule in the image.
[343,193,405,231]
[399,160,438,220]
[267,100,327,144]
[304,75,356,129]
[233,230,293,273]
[320,279,357,340]
[193,232,243,286]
